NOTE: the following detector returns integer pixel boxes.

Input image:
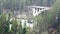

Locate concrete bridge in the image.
[28,6,50,17]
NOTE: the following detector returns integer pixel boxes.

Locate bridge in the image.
[28,6,50,17]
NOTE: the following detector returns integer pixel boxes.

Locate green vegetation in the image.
[36,0,60,34]
[0,0,60,34]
